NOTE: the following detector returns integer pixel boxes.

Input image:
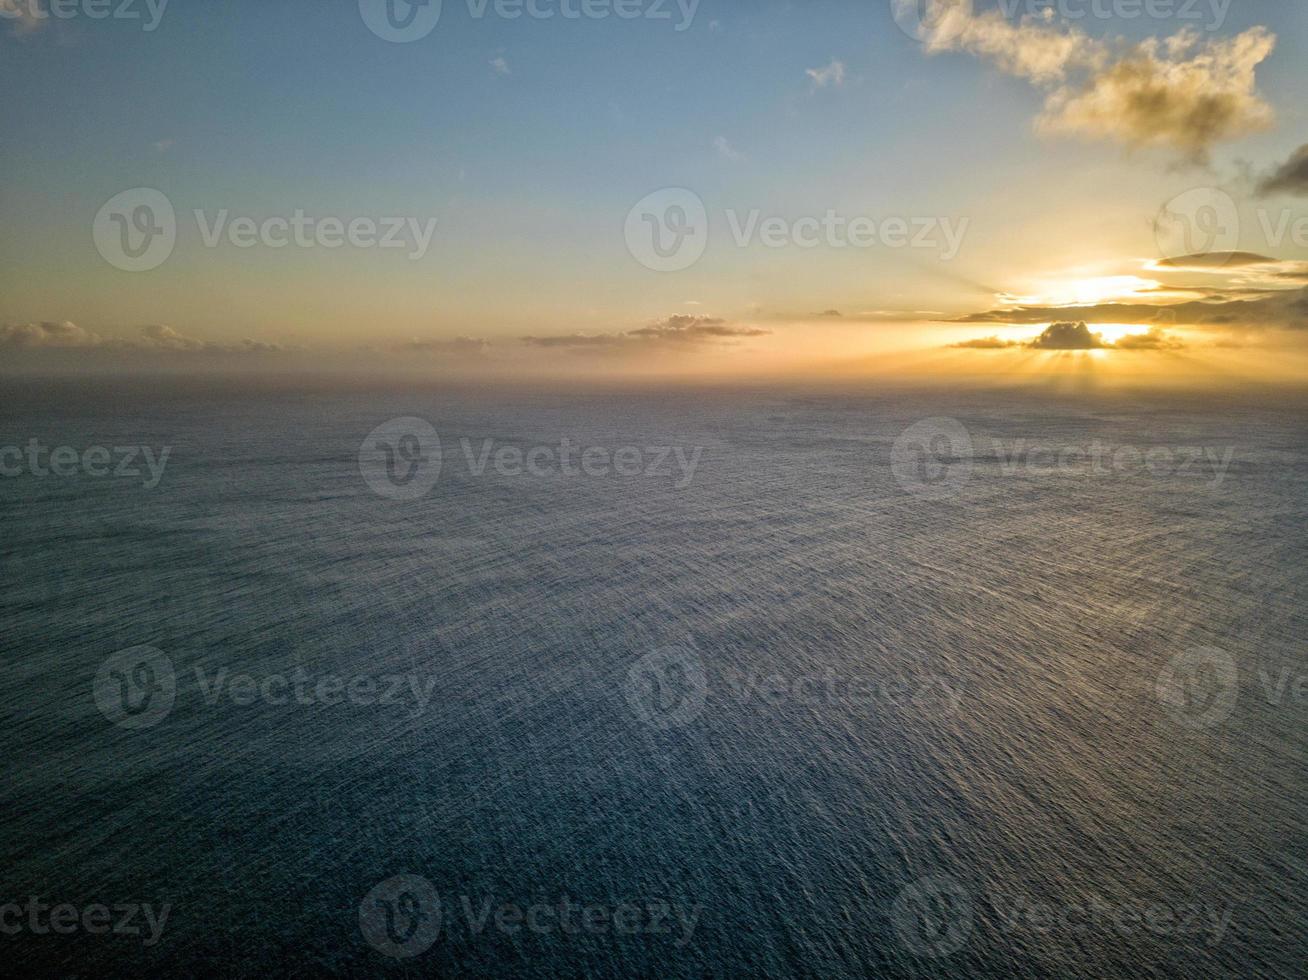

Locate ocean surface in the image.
[1,378,1305,977]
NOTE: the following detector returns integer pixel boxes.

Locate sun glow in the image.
[1002,276,1162,307]
[1093,323,1154,344]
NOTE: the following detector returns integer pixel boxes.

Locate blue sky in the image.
[3,0,1307,376]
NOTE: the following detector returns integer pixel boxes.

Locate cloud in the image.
[397,336,490,357]
[1258,144,1308,196]
[0,322,286,354]
[1028,320,1105,349]
[950,335,1020,349]
[714,136,743,161]
[1153,251,1278,269]
[1037,29,1276,162]
[522,315,770,353]
[806,59,846,89]
[0,321,102,349]
[490,55,510,76]
[901,0,1277,162]
[520,333,623,350]
[1113,326,1185,350]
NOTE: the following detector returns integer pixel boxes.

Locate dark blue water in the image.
[2,378,1305,977]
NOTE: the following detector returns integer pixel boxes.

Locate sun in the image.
[1093,323,1155,344]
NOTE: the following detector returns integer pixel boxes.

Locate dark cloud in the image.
[1155,252,1278,269]
[1258,144,1308,197]
[1028,321,1104,350]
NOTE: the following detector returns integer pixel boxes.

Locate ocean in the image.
[2,378,1305,977]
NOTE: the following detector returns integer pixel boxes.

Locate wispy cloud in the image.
[522,315,770,353]
[714,135,742,161]
[806,59,846,90]
[395,336,490,357]
[0,322,287,354]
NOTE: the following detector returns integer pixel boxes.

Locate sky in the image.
[2,0,1307,382]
